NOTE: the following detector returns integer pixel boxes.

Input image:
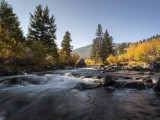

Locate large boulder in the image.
[75,59,86,67]
[102,75,115,86]
[123,82,146,90]
[154,77,160,92]
[150,57,160,70]
[74,82,101,90]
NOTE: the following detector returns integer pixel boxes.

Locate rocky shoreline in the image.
[1,65,160,93]
[63,65,160,93]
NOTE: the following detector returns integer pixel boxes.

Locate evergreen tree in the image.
[91,24,103,62]
[28,5,43,42]
[96,24,103,38]
[0,0,25,43]
[90,24,113,65]
[116,42,127,55]
[90,38,100,64]
[28,5,58,58]
[101,30,113,64]
[61,31,73,57]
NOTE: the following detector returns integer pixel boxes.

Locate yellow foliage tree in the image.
[117,54,127,62]
[107,54,117,64]
[116,37,160,64]
[125,43,136,61]
[84,58,94,66]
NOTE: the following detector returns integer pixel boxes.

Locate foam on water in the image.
[0,68,160,120]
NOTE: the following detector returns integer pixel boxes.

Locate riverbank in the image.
[0,67,160,120]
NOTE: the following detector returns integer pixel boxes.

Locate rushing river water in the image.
[0,67,160,120]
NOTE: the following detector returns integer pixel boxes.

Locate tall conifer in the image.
[28,5,58,58]
[61,31,73,57]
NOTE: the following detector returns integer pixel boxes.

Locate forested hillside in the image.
[74,43,121,59]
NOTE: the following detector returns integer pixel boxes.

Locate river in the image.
[0,67,160,120]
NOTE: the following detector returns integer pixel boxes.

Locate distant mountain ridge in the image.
[73,43,122,59]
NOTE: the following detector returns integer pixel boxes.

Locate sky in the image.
[5,0,160,49]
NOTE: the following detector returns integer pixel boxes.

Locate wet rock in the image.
[150,59,160,70]
[93,75,103,79]
[123,76,132,79]
[133,77,141,80]
[0,77,39,86]
[0,69,17,76]
[145,71,155,75]
[124,82,146,90]
[112,82,126,88]
[74,82,101,90]
[65,73,73,77]
[101,70,105,73]
[82,75,93,78]
[102,75,115,86]
[142,78,153,83]
[138,72,145,75]
[75,59,86,67]
[154,77,160,91]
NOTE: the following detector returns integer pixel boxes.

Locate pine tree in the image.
[116,42,127,55]
[28,5,58,58]
[28,5,43,42]
[61,31,73,57]
[101,30,113,64]
[96,24,103,58]
[91,24,103,62]
[90,24,113,65]
[90,38,100,64]
[0,0,25,43]
[96,24,103,38]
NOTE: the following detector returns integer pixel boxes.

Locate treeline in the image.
[107,35,160,65]
[86,24,160,66]
[0,0,79,70]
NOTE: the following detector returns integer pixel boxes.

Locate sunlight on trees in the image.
[0,0,80,69]
[106,54,117,64]
[108,36,160,65]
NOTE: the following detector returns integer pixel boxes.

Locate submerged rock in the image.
[0,77,39,86]
[74,82,101,90]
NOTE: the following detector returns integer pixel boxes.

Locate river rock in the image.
[0,69,17,76]
[154,77,160,92]
[142,78,153,83]
[74,82,101,90]
[150,57,160,70]
[93,75,103,79]
[0,77,39,86]
[124,82,146,90]
[102,75,115,86]
[65,72,73,77]
[145,71,154,75]
[123,76,132,79]
[75,58,86,67]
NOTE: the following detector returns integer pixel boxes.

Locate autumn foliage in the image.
[106,36,160,65]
